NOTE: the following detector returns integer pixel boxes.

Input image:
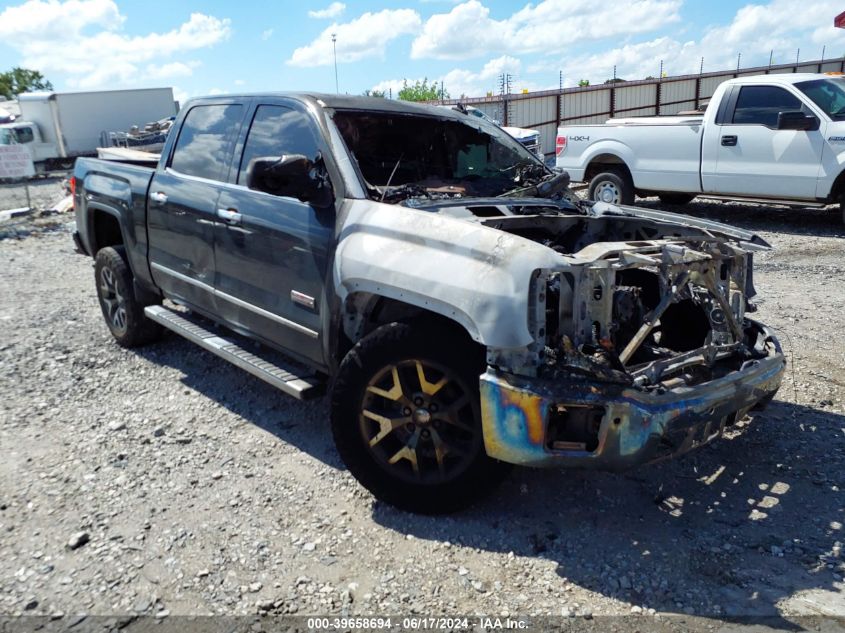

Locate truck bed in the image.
[73,157,155,284]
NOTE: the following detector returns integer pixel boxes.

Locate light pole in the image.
[331,33,338,93]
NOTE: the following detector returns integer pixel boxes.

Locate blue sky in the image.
[1,0,844,104]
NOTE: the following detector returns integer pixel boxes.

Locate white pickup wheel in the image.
[588,169,634,205]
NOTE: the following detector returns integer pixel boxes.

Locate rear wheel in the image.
[330,322,510,514]
[94,246,162,347]
[839,194,845,225]
[588,169,634,205]
[658,193,696,205]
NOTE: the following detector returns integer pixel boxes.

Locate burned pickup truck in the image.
[72,94,785,513]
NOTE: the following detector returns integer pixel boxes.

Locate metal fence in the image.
[442,57,845,157]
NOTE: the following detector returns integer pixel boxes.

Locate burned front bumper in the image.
[479,324,785,470]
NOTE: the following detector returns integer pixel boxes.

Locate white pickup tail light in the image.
[555,135,567,156]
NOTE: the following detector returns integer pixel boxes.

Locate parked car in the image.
[72,93,785,513]
[556,73,845,223]
[0,88,176,172]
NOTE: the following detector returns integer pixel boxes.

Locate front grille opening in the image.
[657,299,710,352]
[548,404,605,452]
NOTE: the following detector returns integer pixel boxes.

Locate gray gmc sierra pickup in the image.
[72,93,785,513]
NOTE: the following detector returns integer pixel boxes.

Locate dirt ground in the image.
[0,185,843,630]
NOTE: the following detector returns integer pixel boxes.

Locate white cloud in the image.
[548,0,845,85]
[144,61,200,80]
[411,0,681,60]
[288,9,421,67]
[0,0,231,89]
[308,2,345,19]
[261,28,273,40]
[234,79,246,86]
[370,55,533,100]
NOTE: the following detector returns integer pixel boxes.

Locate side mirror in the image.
[777,111,819,131]
[245,154,333,206]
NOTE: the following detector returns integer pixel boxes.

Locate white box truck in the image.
[0,88,176,172]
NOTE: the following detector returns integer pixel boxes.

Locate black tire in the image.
[330,322,511,514]
[839,195,845,226]
[588,169,634,205]
[657,193,696,205]
[94,246,162,347]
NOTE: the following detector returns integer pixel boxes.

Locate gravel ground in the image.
[1,188,844,629]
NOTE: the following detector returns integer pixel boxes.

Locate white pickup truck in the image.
[556,73,845,223]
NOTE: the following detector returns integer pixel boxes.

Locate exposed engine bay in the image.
[404,196,779,397]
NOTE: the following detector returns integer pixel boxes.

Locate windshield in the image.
[332,110,546,202]
[795,78,845,119]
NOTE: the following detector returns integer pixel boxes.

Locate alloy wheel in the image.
[99,266,128,335]
[359,359,479,485]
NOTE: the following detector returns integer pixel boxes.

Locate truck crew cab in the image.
[73,93,785,513]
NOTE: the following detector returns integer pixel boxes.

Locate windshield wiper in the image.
[497,170,571,199]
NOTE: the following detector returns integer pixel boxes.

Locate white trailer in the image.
[0,88,176,171]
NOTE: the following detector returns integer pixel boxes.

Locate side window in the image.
[732,86,803,127]
[237,105,321,185]
[16,127,34,143]
[170,104,243,181]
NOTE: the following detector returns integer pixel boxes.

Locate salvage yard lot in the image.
[0,199,843,624]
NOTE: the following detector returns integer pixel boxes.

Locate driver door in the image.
[707,84,824,199]
[213,100,334,366]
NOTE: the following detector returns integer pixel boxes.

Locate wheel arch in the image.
[336,292,485,363]
[584,153,633,182]
[88,204,126,255]
[828,168,845,202]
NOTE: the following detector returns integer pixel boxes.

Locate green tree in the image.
[604,77,626,84]
[577,79,590,87]
[0,67,53,100]
[397,78,448,102]
[362,89,386,98]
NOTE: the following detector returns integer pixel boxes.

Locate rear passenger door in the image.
[213,100,334,366]
[148,101,245,314]
[705,85,823,199]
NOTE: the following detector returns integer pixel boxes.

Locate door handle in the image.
[216,208,243,225]
[721,135,738,146]
[149,191,168,205]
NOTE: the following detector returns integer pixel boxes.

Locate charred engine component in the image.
[611,285,646,352]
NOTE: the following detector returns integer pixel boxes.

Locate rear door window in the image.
[237,104,321,186]
[170,104,243,181]
[732,86,803,127]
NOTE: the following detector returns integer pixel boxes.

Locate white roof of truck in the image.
[724,73,838,86]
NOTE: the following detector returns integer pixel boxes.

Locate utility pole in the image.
[331,33,338,93]
[796,48,800,63]
[736,53,741,72]
[769,50,773,67]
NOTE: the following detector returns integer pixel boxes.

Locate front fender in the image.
[334,199,565,349]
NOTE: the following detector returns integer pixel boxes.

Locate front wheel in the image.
[330,322,510,514]
[94,246,162,347]
[588,169,634,205]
